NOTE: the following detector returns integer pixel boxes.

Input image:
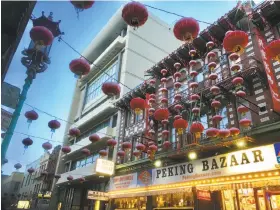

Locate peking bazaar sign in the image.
[109,144,278,191]
[254,28,280,112]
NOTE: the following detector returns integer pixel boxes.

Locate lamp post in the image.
[1,12,63,162]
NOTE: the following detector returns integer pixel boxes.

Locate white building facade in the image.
[52,6,181,210]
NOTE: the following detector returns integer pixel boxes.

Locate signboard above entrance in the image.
[95,158,115,175]
[87,191,109,201]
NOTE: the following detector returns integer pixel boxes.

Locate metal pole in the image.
[1,76,33,161]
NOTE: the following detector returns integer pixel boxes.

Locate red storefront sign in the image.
[254,28,280,112]
[197,190,211,201]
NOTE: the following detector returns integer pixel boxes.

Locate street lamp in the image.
[1,12,63,162]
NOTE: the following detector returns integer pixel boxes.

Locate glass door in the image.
[257,190,266,210]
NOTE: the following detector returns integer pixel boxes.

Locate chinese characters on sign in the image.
[254,28,280,112]
[197,190,211,201]
[95,158,115,175]
[87,191,109,201]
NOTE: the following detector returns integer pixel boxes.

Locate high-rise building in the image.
[52,6,181,210]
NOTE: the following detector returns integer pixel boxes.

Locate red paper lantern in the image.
[207,52,216,59]
[206,41,215,49]
[42,142,52,151]
[159,87,168,94]
[174,72,182,79]
[229,53,239,61]
[136,143,145,151]
[190,82,198,89]
[25,110,39,122]
[239,118,251,128]
[150,94,156,99]
[14,163,22,170]
[54,174,61,179]
[236,90,246,97]
[130,97,146,115]
[161,69,168,76]
[212,115,223,123]
[117,151,125,158]
[174,82,182,89]
[161,98,168,104]
[48,120,61,131]
[67,175,73,181]
[208,62,217,71]
[175,104,183,111]
[149,145,157,152]
[122,142,132,151]
[148,108,155,116]
[89,134,100,143]
[232,77,244,86]
[69,58,90,76]
[210,86,220,95]
[162,130,169,136]
[190,122,204,138]
[161,78,167,83]
[174,62,181,70]
[206,128,219,138]
[122,2,148,27]
[192,107,200,115]
[230,127,240,136]
[149,98,156,105]
[149,79,156,85]
[218,129,230,138]
[107,139,117,147]
[223,30,249,54]
[81,148,91,156]
[173,119,188,135]
[133,150,141,157]
[79,177,86,183]
[173,17,200,42]
[174,115,182,120]
[27,168,35,174]
[190,94,200,101]
[22,138,33,148]
[71,1,94,10]
[230,64,241,72]
[237,105,249,115]
[174,94,182,101]
[189,49,197,57]
[190,71,198,78]
[99,150,108,157]
[154,108,169,121]
[102,82,121,96]
[61,146,71,154]
[189,60,197,67]
[211,100,221,109]
[69,128,80,137]
[163,141,171,149]
[209,73,218,80]
[30,26,54,46]
[265,39,280,62]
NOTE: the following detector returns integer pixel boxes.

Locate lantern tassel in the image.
[233,45,244,55]
[135,108,142,115]
[195,132,201,139]
[177,128,184,135]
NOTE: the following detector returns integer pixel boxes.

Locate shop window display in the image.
[152,192,194,208]
[222,190,238,210]
[114,197,147,210]
[237,188,256,210]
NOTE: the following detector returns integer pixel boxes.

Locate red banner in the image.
[254,28,280,112]
[197,190,211,201]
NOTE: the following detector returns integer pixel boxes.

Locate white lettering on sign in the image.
[95,159,115,175]
[110,174,137,190]
[87,191,109,201]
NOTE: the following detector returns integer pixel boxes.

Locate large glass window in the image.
[75,119,110,143]
[84,61,118,106]
[220,107,228,129]
[71,154,99,170]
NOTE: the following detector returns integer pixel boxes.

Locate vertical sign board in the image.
[1,82,20,109]
[1,108,13,131]
[254,28,280,112]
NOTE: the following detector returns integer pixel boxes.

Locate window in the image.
[168,87,174,104]
[14,182,20,192]
[76,119,110,143]
[112,114,118,128]
[170,128,176,149]
[72,154,99,170]
[200,114,208,133]
[219,107,228,129]
[84,60,118,106]
[65,162,70,172]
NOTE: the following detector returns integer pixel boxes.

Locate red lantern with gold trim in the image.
[130,97,146,115]
[173,17,199,42]
[218,129,230,138]
[136,143,145,151]
[239,118,251,128]
[206,128,219,138]
[99,150,108,157]
[223,30,249,54]
[102,82,121,97]
[190,94,200,101]
[69,58,90,77]
[89,134,100,143]
[163,141,171,150]
[122,142,132,152]
[189,60,197,67]
[161,69,168,76]
[209,73,218,80]
[69,128,80,137]
[208,62,217,71]
[237,105,249,116]
[266,39,280,62]
[154,108,169,121]
[71,1,95,13]
[189,49,197,57]
[212,115,223,123]
[173,119,188,135]
[117,151,125,158]
[61,146,71,154]
[229,127,240,136]
[133,150,141,158]
[190,122,204,138]
[122,2,148,28]
[30,26,54,47]
[107,139,117,148]
[189,82,198,89]
[236,90,246,97]
[210,86,220,95]
[211,100,221,110]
